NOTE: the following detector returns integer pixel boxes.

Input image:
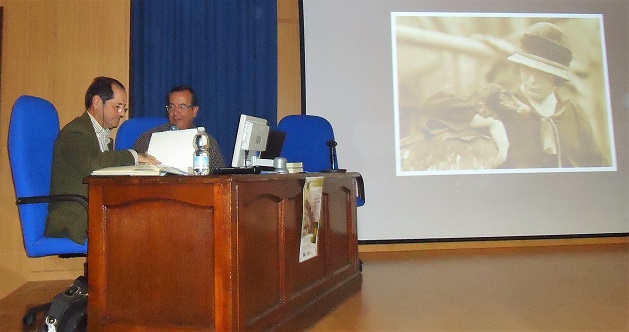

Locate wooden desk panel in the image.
[87,173,361,331]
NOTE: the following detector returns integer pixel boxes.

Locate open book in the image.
[92,164,190,176]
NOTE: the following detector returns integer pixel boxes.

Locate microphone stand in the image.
[323,140,346,173]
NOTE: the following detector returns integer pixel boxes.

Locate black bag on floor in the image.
[26,276,88,332]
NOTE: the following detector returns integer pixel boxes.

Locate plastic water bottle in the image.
[193,127,210,175]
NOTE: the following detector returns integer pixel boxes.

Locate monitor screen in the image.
[231,114,270,167]
[259,130,287,160]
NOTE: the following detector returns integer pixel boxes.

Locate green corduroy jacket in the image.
[45,111,135,244]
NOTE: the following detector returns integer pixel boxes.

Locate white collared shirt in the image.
[527,90,558,118]
[88,112,111,152]
[87,112,138,163]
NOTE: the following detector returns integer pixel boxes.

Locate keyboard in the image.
[212,166,262,175]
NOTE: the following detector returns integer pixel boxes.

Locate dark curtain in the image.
[130,0,277,162]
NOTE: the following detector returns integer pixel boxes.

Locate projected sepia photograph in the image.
[392,14,616,175]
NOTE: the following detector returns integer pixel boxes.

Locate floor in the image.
[309,243,628,331]
[1,243,627,331]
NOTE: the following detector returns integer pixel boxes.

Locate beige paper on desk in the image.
[147,128,197,173]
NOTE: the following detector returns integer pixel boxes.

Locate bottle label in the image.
[193,155,210,175]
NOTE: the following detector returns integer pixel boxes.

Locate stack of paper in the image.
[287,162,303,174]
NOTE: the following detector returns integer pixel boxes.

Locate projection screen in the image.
[301,0,629,241]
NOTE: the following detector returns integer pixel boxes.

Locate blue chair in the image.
[278,115,336,172]
[278,114,365,206]
[8,95,88,257]
[115,116,169,150]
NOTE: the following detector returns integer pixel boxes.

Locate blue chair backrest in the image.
[8,95,88,257]
[115,116,169,150]
[278,115,335,172]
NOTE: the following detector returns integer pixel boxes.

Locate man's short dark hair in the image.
[85,76,125,109]
[168,86,198,106]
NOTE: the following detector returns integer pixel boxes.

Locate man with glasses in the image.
[133,86,225,168]
[46,76,160,244]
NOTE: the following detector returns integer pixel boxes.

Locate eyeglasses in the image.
[166,104,194,112]
[113,103,128,114]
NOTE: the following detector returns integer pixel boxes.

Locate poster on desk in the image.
[299,176,324,262]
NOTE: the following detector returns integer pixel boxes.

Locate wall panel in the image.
[0,0,131,299]
[277,0,302,122]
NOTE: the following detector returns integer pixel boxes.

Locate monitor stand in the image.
[249,155,275,167]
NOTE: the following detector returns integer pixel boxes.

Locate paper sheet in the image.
[147,128,197,172]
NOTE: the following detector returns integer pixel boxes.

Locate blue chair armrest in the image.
[17,194,88,210]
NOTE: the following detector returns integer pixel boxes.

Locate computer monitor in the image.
[231,114,270,167]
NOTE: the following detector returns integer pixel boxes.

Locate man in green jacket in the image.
[45,76,159,244]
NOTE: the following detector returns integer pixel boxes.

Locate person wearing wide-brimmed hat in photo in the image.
[493,21,606,168]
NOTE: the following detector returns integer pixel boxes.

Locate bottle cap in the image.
[198,127,205,132]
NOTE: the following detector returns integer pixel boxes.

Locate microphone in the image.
[324,140,346,173]
[326,140,338,170]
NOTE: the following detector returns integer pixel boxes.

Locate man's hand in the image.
[138,153,161,165]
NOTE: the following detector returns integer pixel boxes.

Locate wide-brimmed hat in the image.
[508,22,574,81]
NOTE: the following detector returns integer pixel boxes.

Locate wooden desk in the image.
[86,173,361,331]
